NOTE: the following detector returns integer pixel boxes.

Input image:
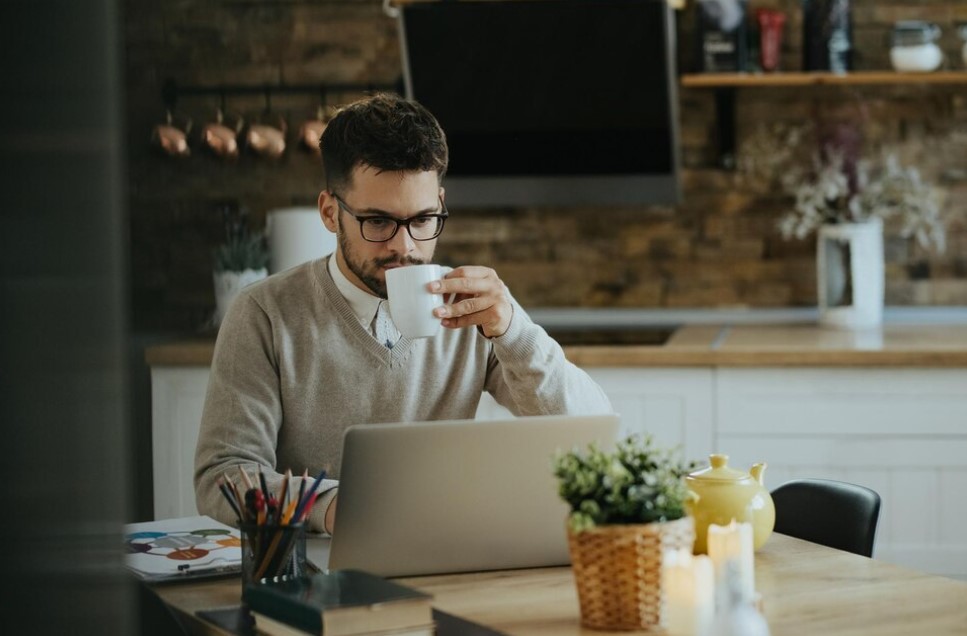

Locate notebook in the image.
[327,414,620,577]
[124,515,242,581]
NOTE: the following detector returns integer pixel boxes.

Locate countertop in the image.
[144,316,967,368]
[563,323,967,367]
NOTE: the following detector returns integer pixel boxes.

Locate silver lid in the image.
[892,21,941,47]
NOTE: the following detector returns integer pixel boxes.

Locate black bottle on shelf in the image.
[696,0,748,73]
[802,0,853,72]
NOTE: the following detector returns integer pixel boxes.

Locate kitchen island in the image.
[146,318,967,580]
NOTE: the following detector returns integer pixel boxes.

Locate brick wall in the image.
[125,0,967,332]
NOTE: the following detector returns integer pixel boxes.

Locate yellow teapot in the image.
[685,454,775,554]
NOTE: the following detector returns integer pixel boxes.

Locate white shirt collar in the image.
[328,254,383,328]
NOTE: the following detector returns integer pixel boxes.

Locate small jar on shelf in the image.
[890,21,943,73]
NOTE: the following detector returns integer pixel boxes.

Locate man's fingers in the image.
[434,295,487,318]
[432,276,492,296]
[430,265,512,337]
[428,266,496,291]
[455,297,480,316]
[446,265,493,280]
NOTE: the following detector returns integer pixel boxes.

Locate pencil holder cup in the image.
[240,522,307,587]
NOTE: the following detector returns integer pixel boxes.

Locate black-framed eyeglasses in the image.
[331,192,448,242]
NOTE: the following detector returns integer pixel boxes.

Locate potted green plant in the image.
[553,435,697,631]
[213,215,269,326]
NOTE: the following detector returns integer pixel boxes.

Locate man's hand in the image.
[429,266,513,338]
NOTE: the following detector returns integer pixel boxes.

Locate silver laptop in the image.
[327,414,619,577]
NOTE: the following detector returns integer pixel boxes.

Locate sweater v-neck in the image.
[312,257,414,367]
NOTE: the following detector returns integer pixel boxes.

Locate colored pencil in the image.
[238,465,255,491]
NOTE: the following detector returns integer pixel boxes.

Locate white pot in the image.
[890,43,943,72]
[213,268,268,326]
[816,219,884,330]
[266,207,336,274]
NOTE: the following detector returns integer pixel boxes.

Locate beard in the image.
[338,229,427,298]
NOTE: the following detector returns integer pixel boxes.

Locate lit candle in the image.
[662,548,715,636]
[707,520,755,604]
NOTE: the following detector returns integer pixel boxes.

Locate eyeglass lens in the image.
[360,215,444,242]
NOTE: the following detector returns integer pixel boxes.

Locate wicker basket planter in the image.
[567,516,695,631]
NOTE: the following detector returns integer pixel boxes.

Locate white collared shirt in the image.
[327,254,399,340]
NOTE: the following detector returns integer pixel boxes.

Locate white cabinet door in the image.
[151,366,210,520]
[716,367,967,579]
[584,368,715,463]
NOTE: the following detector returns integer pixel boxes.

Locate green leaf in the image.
[553,434,696,531]
[214,230,270,272]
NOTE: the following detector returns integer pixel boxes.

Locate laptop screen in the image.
[328,414,619,577]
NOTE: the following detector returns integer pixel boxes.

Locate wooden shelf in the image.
[681,71,967,88]
[680,70,967,168]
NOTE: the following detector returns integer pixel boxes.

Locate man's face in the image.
[319,166,443,298]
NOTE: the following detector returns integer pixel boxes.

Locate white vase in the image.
[816,219,884,330]
[266,207,337,274]
[213,268,268,326]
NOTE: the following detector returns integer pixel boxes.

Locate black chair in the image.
[771,478,881,558]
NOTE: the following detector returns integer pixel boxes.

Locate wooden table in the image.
[154,534,967,635]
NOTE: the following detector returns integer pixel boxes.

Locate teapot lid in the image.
[688,454,750,482]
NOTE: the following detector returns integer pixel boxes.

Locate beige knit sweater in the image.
[194,256,612,531]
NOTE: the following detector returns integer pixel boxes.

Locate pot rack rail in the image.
[162,78,404,110]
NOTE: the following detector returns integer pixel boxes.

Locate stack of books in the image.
[243,569,434,636]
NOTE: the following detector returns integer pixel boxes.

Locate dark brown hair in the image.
[320,93,449,193]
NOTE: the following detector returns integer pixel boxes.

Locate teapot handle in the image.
[684,489,700,513]
[749,462,767,486]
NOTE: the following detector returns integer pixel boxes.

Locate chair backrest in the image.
[771,478,881,557]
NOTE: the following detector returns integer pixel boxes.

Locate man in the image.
[195,93,611,534]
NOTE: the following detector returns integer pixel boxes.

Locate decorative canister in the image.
[891,21,943,72]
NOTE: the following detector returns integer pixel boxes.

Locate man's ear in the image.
[319,190,338,233]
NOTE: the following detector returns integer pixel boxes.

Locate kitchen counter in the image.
[566,323,967,367]
[144,322,967,368]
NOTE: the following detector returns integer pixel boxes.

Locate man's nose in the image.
[386,224,416,253]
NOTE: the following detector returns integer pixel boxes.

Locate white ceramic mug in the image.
[386,264,445,339]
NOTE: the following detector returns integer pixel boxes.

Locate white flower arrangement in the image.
[852,155,945,253]
[777,151,946,253]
